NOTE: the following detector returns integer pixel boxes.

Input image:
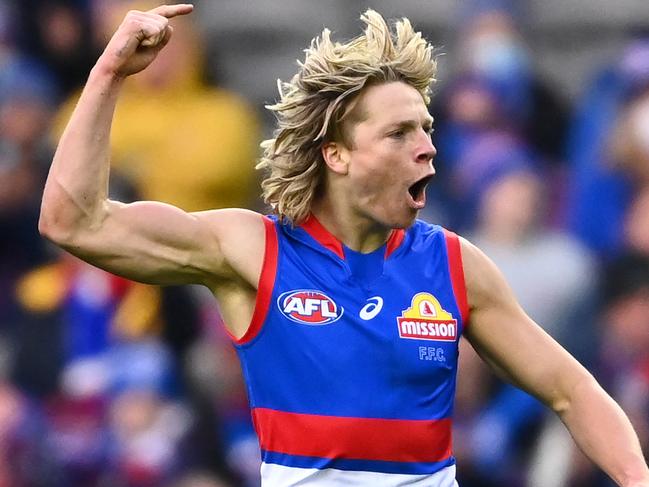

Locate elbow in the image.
[38,203,55,241]
[38,209,73,246]
[39,198,113,248]
[38,200,81,247]
[37,213,50,240]
[39,181,111,246]
[39,186,67,244]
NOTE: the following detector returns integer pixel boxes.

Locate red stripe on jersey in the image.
[385,229,405,258]
[231,216,278,344]
[302,214,406,260]
[301,214,345,259]
[253,407,452,463]
[443,229,469,327]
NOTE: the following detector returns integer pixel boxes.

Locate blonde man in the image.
[40,4,649,486]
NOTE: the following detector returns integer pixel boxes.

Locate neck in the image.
[310,196,391,253]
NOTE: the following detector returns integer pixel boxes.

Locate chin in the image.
[396,215,419,229]
[381,209,419,229]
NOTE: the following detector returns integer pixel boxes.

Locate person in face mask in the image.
[449,2,568,163]
[460,10,532,123]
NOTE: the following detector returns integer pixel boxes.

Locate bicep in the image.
[59,201,260,287]
[461,238,591,411]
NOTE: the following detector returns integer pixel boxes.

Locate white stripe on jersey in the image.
[260,463,458,486]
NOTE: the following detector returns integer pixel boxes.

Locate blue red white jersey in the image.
[229,215,469,486]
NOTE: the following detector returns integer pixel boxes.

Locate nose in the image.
[415,131,437,164]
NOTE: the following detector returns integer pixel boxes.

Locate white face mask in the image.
[630,96,649,156]
[467,33,530,81]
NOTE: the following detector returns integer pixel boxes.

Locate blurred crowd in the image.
[0,0,647,486]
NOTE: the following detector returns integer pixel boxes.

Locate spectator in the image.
[0,56,57,279]
[538,254,649,487]
[624,188,649,255]
[433,1,568,163]
[14,0,98,97]
[0,338,53,487]
[425,2,569,228]
[453,134,596,487]
[0,57,59,398]
[567,37,649,257]
[52,0,261,212]
[105,340,193,487]
[466,135,596,349]
[183,292,260,487]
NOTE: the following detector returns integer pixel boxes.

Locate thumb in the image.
[141,24,173,49]
[158,25,174,49]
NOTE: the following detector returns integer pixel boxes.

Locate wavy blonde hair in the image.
[257,9,437,224]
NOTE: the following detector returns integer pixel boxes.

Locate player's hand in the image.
[96,3,193,79]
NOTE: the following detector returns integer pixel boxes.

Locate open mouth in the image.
[408,175,434,207]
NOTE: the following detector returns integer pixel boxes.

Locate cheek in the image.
[349,150,396,185]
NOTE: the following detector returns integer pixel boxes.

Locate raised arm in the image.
[39,4,264,289]
[459,238,649,487]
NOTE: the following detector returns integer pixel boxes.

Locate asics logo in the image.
[359,296,383,320]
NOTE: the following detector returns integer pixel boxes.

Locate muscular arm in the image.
[460,238,649,487]
[39,5,264,289]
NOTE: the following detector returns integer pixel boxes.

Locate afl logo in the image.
[278,290,344,325]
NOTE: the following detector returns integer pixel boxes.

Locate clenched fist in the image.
[96,3,193,79]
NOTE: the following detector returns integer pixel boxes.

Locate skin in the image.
[316,82,436,251]
[39,5,649,486]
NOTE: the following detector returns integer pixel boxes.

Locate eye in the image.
[389,129,406,139]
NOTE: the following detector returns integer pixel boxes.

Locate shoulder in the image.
[413,218,442,234]
[194,209,271,289]
[406,219,445,247]
[196,207,266,230]
[197,208,269,250]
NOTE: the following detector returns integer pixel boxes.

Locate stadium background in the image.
[1,0,648,485]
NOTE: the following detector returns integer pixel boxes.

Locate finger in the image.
[156,25,174,50]
[140,34,163,47]
[141,25,172,50]
[137,22,167,47]
[149,3,194,19]
[133,14,169,47]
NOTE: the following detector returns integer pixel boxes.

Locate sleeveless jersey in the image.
[230,215,469,486]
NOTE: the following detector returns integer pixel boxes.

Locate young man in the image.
[39,4,649,486]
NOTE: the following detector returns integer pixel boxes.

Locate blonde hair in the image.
[256,9,437,224]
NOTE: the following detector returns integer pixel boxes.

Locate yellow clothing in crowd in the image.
[109,85,260,212]
[53,10,261,212]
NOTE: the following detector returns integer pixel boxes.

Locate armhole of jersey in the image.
[443,229,470,329]
[231,216,278,345]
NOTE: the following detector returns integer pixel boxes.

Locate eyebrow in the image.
[387,117,435,131]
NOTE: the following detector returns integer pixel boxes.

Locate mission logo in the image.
[397,292,457,341]
[278,290,344,325]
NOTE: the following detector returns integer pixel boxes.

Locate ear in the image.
[321,141,350,175]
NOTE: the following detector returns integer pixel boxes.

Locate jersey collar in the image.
[300,214,405,260]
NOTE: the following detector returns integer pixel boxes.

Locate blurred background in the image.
[1,0,648,485]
